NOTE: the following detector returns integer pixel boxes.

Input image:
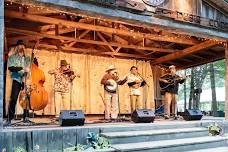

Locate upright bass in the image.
[19,42,48,111]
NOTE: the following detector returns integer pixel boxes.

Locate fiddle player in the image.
[48,60,80,119]
[5,40,30,125]
[100,65,127,120]
[126,66,146,112]
[159,65,186,119]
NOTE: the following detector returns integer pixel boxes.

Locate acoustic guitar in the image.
[159,74,191,90]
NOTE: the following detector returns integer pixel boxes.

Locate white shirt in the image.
[127,73,143,96]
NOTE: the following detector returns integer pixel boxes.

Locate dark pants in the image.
[8,80,29,121]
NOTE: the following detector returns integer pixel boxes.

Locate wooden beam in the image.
[199,50,218,57]
[5,10,200,45]
[7,36,40,43]
[151,40,219,65]
[189,54,204,59]
[97,32,116,52]
[33,43,154,60]
[46,27,75,35]
[114,47,121,53]
[68,30,91,47]
[6,27,176,53]
[55,25,59,36]
[225,41,228,120]
[177,58,193,63]
[180,52,224,69]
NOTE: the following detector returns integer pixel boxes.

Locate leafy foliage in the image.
[14,147,27,152]
[64,132,111,152]
[208,123,222,136]
[178,59,225,111]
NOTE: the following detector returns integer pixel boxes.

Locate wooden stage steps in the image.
[100,120,228,152]
[1,118,228,151]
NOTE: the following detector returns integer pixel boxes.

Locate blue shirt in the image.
[8,53,31,83]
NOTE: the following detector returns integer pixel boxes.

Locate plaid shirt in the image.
[49,68,72,93]
[7,53,30,83]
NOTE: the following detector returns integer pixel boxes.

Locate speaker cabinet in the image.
[131,109,155,123]
[59,110,85,126]
[182,109,203,121]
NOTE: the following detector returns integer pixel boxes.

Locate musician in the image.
[6,40,30,125]
[48,60,79,119]
[127,66,146,112]
[159,65,185,119]
[101,65,127,120]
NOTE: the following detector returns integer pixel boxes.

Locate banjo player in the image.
[100,65,127,120]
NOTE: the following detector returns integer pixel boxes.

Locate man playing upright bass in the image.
[5,40,31,125]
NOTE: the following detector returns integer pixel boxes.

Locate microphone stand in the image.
[137,73,149,109]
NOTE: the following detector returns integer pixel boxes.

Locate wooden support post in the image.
[225,41,228,120]
[0,1,3,129]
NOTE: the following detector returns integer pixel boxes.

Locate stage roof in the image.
[4,0,228,69]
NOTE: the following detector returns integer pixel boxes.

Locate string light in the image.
[5,0,225,46]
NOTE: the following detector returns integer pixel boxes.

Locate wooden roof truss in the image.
[4,1,226,69]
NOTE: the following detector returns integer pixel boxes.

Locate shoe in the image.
[3,120,11,127]
[173,116,178,120]
[55,117,59,121]
[164,114,170,119]
[104,119,112,123]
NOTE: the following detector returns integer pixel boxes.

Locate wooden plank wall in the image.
[201,1,228,22]
[159,0,198,14]
[159,0,227,20]
[5,48,155,116]
[0,127,100,152]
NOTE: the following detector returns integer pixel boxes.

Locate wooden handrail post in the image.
[225,41,228,120]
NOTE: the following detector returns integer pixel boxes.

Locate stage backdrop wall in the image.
[5,48,155,115]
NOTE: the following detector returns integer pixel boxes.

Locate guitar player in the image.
[100,65,127,120]
[159,65,186,119]
[127,66,146,113]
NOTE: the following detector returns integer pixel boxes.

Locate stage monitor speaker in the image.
[182,109,203,121]
[59,110,85,126]
[131,109,155,123]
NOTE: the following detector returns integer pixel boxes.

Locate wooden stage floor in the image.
[2,116,224,130]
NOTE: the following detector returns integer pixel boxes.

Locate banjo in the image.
[104,79,118,93]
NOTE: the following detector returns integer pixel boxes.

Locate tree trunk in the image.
[189,68,194,109]
[210,63,217,116]
[184,70,187,110]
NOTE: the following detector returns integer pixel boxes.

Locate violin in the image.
[62,68,74,75]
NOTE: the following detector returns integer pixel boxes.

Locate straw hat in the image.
[169,65,176,69]
[106,65,116,72]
